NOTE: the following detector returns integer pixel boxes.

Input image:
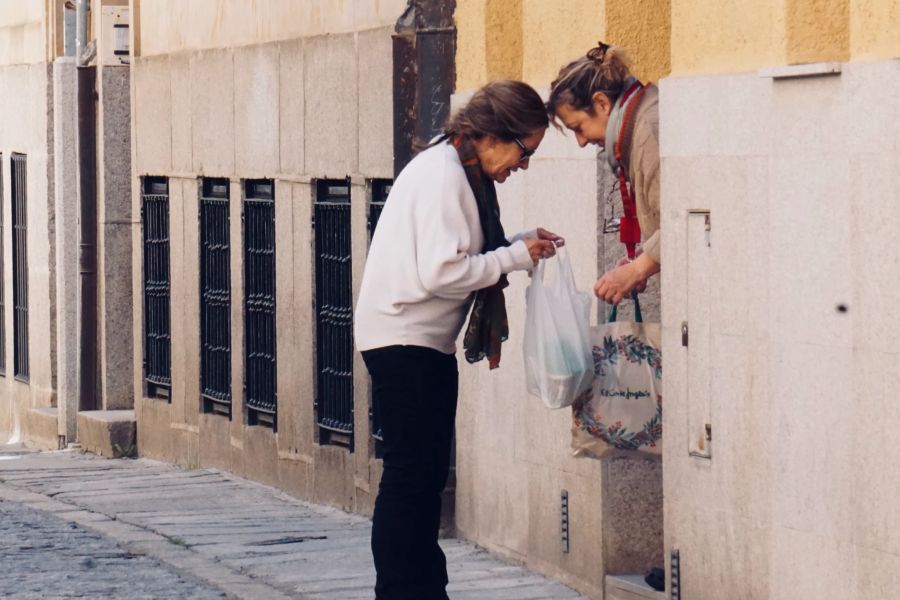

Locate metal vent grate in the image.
[314,179,354,448]
[243,179,277,428]
[142,176,171,398]
[0,154,5,376]
[200,178,232,417]
[11,154,29,382]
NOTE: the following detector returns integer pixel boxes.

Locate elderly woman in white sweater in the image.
[355,80,562,600]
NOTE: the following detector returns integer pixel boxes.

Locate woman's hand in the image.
[536,228,565,247]
[524,238,557,265]
[594,252,660,304]
[613,249,648,294]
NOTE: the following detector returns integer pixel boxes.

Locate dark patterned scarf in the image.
[451,136,511,369]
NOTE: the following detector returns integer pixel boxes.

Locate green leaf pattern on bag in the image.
[594,334,662,379]
[573,334,663,450]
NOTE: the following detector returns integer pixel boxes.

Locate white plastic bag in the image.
[523,248,593,409]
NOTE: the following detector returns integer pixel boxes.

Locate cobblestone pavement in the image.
[0,446,589,600]
[0,499,228,599]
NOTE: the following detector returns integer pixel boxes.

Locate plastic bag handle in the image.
[556,246,577,291]
[607,291,643,323]
[537,245,577,295]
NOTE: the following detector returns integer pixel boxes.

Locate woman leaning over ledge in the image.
[548,42,661,304]
[355,80,563,600]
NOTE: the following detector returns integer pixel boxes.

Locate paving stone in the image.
[0,446,588,599]
[0,500,227,599]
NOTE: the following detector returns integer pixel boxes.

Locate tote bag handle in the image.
[607,291,643,323]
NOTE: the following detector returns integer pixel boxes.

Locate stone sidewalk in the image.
[0,446,588,599]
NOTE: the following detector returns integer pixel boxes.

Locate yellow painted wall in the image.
[521,0,606,86]
[484,0,523,81]
[671,0,786,74]
[456,0,606,91]
[455,0,489,89]
[135,0,407,57]
[670,0,899,74]
[605,0,671,83]
[0,0,46,66]
[786,0,849,64]
[851,0,900,60]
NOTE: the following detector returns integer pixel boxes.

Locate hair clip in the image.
[587,41,610,64]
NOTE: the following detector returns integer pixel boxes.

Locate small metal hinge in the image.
[681,321,689,347]
[560,490,569,553]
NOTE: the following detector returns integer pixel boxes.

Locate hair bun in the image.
[586,41,610,64]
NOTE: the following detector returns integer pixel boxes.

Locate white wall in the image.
[661,58,900,599]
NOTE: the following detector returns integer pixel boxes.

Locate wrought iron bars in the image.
[243,180,277,428]
[11,154,28,381]
[0,154,5,376]
[200,178,232,417]
[142,177,171,398]
[367,179,392,449]
[314,179,354,448]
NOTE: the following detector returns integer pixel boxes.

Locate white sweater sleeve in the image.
[508,228,538,244]
[414,165,533,300]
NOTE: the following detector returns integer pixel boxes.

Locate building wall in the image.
[130,1,397,514]
[453,2,669,596]
[0,0,46,66]
[0,2,58,447]
[662,2,900,598]
[133,0,407,57]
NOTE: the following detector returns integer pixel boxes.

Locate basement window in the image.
[200,178,232,418]
[366,179,392,456]
[142,176,171,399]
[11,154,29,382]
[314,179,354,449]
[0,155,5,377]
[243,179,277,429]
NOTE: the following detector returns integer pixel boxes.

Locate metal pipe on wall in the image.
[75,0,88,66]
[391,0,457,177]
[74,0,99,413]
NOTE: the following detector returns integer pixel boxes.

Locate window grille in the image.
[0,155,5,376]
[200,178,232,417]
[142,176,171,398]
[314,179,354,448]
[367,179,391,242]
[11,154,28,381]
[367,179,392,451]
[243,179,277,428]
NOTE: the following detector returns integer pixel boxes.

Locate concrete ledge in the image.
[77,410,136,458]
[606,574,665,600]
[24,408,61,450]
[759,62,842,79]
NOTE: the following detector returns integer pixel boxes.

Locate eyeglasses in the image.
[514,137,537,163]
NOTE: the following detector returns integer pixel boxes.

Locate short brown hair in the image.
[444,80,548,142]
[547,42,632,123]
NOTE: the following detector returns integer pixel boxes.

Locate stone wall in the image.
[661,57,900,600]
[130,24,395,513]
[0,62,57,445]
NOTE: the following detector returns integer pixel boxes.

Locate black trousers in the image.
[362,345,459,600]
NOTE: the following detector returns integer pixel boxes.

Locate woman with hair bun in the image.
[548,42,661,304]
[355,79,563,599]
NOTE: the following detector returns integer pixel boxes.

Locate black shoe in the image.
[644,567,665,592]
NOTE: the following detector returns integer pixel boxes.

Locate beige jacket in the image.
[624,84,661,264]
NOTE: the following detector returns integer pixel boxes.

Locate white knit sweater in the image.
[355,141,535,355]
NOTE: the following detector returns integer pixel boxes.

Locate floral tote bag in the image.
[571,294,662,458]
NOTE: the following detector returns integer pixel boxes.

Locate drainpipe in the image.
[75,0,88,64]
[392,0,457,176]
[75,0,99,413]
